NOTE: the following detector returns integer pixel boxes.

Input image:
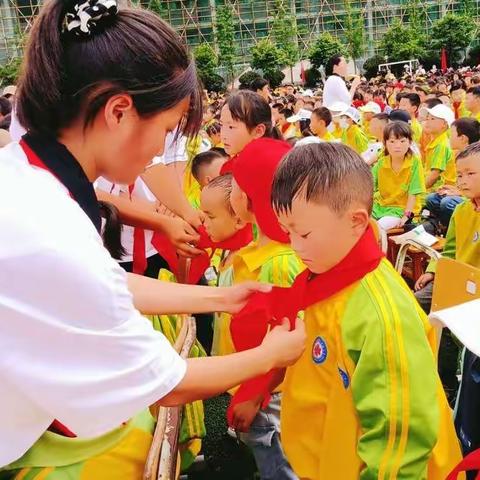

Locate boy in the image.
[191,149,227,189]
[359,101,381,141]
[466,86,480,121]
[216,138,304,479]
[399,92,423,144]
[339,106,369,154]
[269,142,462,479]
[309,107,336,142]
[361,112,388,165]
[423,104,456,192]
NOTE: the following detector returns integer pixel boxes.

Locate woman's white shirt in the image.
[0,143,186,466]
[323,75,351,108]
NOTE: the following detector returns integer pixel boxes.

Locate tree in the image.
[343,0,365,72]
[0,56,22,87]
[251,39,285,88]
[215,4,236,85]
[430,13,476,65]
[193,44,225,93]
[362,54,384,78]
[271,0,299,82]
[380,19,426,62]
[308,32,348,71]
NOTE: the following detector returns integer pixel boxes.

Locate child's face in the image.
[309,115,325,135]
[363,112,374,122]
[220,105,262,157]
[197,157,226,188]
[369,118,385,141]
[386,135,410,158]
[230,178,255,224]
[423,114,447,135]
[200,186,244,242]
[276,196,369,274]
[398,98,417,116]
[450,125,468,151]
[456,154,480,200]
[466,92,479,111]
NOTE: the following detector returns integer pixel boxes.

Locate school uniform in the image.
[341,124,369,154]
[317,130,337,142]
[411,117,423,145]
[372,153,426,229]
[424,130,456,192]
[0,138,186,476]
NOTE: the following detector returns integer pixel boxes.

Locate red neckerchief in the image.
[220,156,236,175]
[453,101,461,120]
[447,448,480,479]
[151,225,253,284]
[20,138,78,439]
[227,226,384,424]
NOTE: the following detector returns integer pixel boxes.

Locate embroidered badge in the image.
[312,336,328,364]
[338,367,350,389]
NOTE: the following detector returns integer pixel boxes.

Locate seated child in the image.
[339,106,369,154]
[361,112,389,165]
[205,120,223,148]
[216,138,304,480]
[372,121,426,230]
[191,149,228,188]
[309,107,336,142]
[399,92,423,144]
[269,142,462,479]
[359,101,381,141]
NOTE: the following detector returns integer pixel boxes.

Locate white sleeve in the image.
[158,131,188,165]
[323,76,351,107]
[8,108,27,142]
[1,199,186,438]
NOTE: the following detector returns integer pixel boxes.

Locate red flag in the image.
[300,61,306,85]
[441,48,448,72]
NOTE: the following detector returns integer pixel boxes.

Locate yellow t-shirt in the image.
[424,130,456,192]
[342,124,369,154]
[411,118,423,145]
[318,131,337,142]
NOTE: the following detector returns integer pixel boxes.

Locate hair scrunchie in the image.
[64,0,118,37]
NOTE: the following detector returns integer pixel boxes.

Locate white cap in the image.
[342,106,361,124]
[287,108,312,123]
[303,89,314,97]
[2,85,16,97]
[326,101,350,117]
[295,136,323,147]
[359,101,381,114]
[425,104,455,127]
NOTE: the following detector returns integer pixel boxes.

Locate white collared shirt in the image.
[0,143,186,466]
[323,75,351,108]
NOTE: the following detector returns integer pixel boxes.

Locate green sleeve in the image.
[342,265,439,479]
[430,144,450,172]
[426,208,457,274]
[371,160,379,192]
[356,129,369,153]
[258,253,302,287]
[408,157,426,196]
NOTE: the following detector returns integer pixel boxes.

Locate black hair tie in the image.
[64,0,118,37]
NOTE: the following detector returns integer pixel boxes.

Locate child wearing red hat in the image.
[214,137,304,480]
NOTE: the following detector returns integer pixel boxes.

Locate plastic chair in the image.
[394,238,443,281]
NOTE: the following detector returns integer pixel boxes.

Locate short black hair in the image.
[0,96,12,116]
[467,86,480,98]
[326,54,344,76]
[456,141,480,162]
[205,120,221,136]
[401,93,421,109]
[191,150,227,182]
[272,102,284,110]
[279,107,293,118]
[424,98,443,109]
[311,107,332,126]
[372,112,389,122]
[452,118,480,145]
[251,77,269,92]
[272,142,373,216]
[203,173,235,215]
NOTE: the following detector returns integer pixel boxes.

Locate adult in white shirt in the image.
[0,0,305,476]
[322,54,361,108]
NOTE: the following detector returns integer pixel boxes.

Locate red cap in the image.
[232,138,291,243]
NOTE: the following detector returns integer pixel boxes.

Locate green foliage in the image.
[0,57,22,87]
[146,0,168,17]
[362,54,385,78]
[430,13,476,64]
[238,70,262,89]
[308,32,348,70]
[466,44,480,66]
[458,0,476,16]
[343,0,365,65]
[215,4,236,81]
[380,19,426,62]
[193,44,225,93]
[250,39,285,88]
[271,0,299,68]
[405,0,428,31]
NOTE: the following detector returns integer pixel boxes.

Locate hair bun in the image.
[64,0,118,37]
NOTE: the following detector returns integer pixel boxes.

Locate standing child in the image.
[372,121,426,230]
[269,142,462,479]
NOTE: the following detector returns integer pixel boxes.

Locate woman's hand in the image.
[182,208,205,231]
[220,282,273,314]
[161,216,203,257]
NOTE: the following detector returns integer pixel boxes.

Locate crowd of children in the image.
[2,1,480,477]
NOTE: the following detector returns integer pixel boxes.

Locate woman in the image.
[0,0,305,477]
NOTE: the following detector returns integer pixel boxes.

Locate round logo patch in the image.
[338,367,350,389]
[312,336,328,364]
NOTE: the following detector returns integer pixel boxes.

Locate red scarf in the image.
[151,225,253,284]
[447,448,480,479]
[227,226,383,424]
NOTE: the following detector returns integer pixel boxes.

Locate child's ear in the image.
[253,123,267,139]
[205,175,212,185]
[234,215,247,230]
[350,208,370,235]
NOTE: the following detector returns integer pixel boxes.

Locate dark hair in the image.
[251,77,269,93]
[205,120,221,136]
[372,112,389,122]
[312,107,332,126]
[191,149,227,181]
[395,92,406,103]
[98,201,126,260]
[272,142,373,215]
[326,54,344,76]
[472,77,480,85]
[467,86,480,98]
[389,109,411,123]
[456,141,480,162]
[210,146,227,156]
[401,93,421,109]
[224,91,275,136]
[0,97,12,116]
[204,173,235,215]
[424,98,443,109]
[16,1,202,137]
[451,80,467,92]
[0,113,11,130]
[452,118,480,145]
[383,121,413,157]
[279,107,293,118]
[272,102,284,110]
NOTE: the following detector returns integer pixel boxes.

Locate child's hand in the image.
[231,397,263,432]
[414,272,435,291]
[261,318,306,369]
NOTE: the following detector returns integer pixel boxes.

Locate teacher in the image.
[0,0,305,477]
[322,54,361,108]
